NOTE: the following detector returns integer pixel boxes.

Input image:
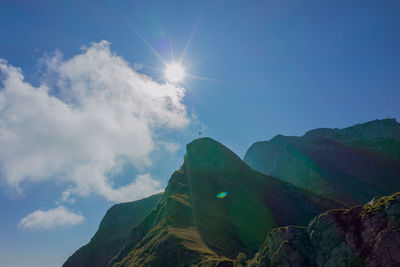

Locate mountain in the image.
[244,119,400,206]
[63,193,162,267]
[107,138,345,266]
[249,192,400,267]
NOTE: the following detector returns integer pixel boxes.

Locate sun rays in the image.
[121,11,225,86]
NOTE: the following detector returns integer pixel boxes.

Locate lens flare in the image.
[216,191,228,199]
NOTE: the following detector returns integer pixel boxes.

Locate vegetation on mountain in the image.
[64,119,400,266]
[108,138,345,266]
[63,193,162,267]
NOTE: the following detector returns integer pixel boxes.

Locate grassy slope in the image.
[110,138,346,267]
[63,193,162,267]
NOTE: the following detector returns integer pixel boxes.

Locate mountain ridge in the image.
[64,120,400,266]
[63,193,162,267]
[107,137,345,266]
[244,119,400,205]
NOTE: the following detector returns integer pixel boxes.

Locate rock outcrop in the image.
[250,192,400,267]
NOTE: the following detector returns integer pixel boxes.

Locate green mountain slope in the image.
[108,138,346,266]
[244,119,400,205]
[63,193,162,267]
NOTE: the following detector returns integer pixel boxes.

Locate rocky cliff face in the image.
[63,193,162,267]
[107,138,345,267]
[244,119,400,205]
[250,192,400,267]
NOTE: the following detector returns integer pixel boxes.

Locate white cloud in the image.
[60,186,76,204]
[0,40,188,202]
[99,173,163,203]
[159,141,181,154]
[17,206,84,230]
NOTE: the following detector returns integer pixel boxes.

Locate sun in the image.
[165,63,185,83]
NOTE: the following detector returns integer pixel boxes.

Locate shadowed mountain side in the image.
[244,119,400,206]
[108,138,346,266]
[63,193,162,267]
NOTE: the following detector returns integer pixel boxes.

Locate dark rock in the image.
[251,192,400,267]
[252,226,314,267]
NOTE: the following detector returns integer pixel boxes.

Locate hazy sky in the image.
[1,1,400,266]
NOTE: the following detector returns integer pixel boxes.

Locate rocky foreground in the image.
[249,192,400,267]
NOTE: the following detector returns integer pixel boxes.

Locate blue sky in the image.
[1,1,400,266]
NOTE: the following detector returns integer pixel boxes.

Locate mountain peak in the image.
[186,137,220,149]
[67,137,346,267]
[186,137,247,172]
